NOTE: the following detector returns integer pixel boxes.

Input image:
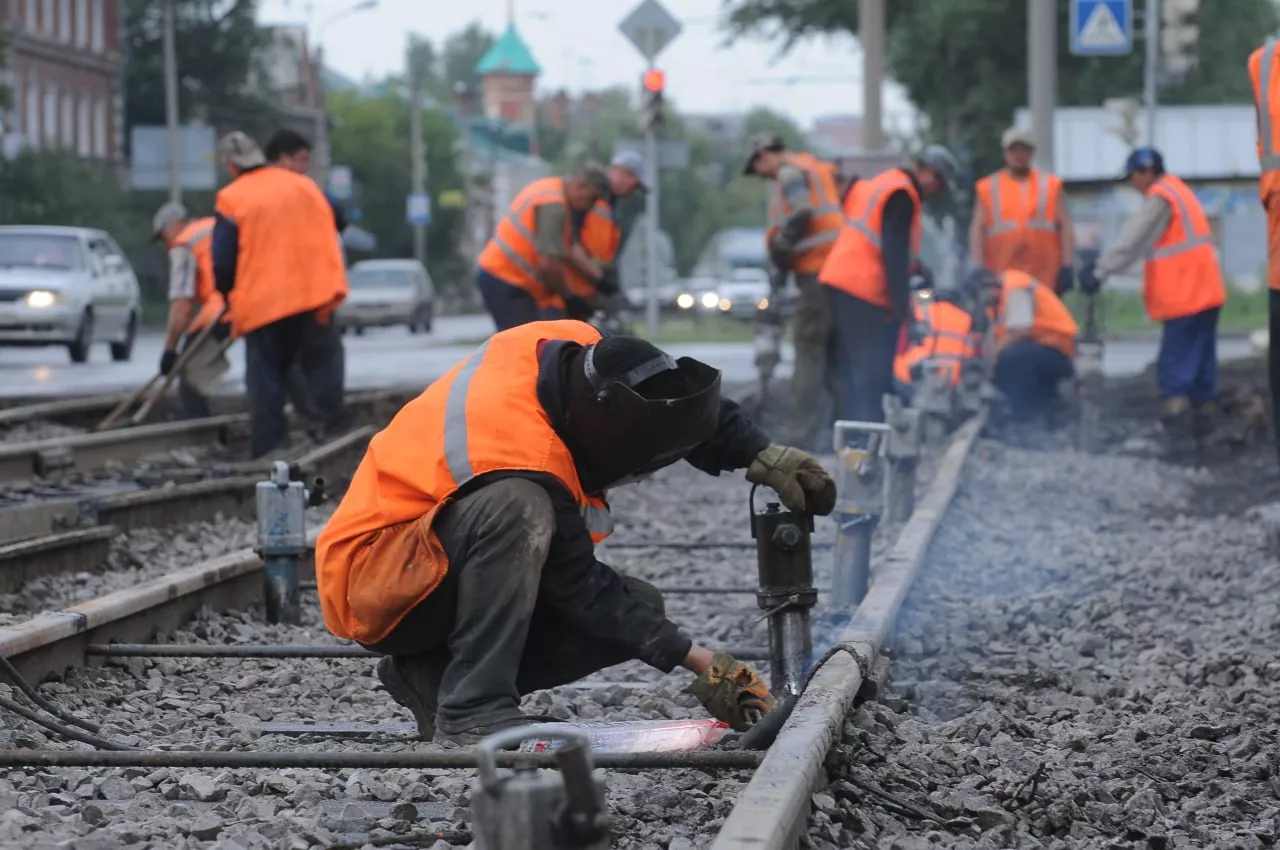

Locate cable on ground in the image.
[0,655,103,733]
[0,691,136,751]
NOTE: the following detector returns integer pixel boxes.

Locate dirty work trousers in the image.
[1272,291,1280,467]
[827,288,901,439]
[1156,306,1219,404]
[243,309,347,458]
[993,339,1074,418]
[364,478,665,736]
[786,273,835,447]
[477,270,540,331]
[176,328,231,419]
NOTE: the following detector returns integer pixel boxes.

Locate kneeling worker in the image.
[893,278,976,402]
[316,320,837,743]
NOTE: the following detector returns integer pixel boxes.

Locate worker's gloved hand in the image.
[746,444,837,516]
[686,651,775,732]
[1078,263,1101,295]
[210,321,231,342]
[1054,266,1075,296]
[159,349,178,377]
[565,295,595,321]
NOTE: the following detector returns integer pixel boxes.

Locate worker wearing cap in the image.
[476,168,609,329]
[316,321,837,743]
[559,154,648,320]
[1080,148,1226,435]
[212,131,350,458]
[1249,39,1280,463]
[971,128,1076,296]
[152,202,231,419]
[744,133,844,447]
[819,146,959,434]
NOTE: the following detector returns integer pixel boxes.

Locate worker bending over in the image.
[819,146,958,433]
[1080,148,1226,435]
[744,133,844,447]
[316,321,836,744]
[476,169,610,330]
[212,132,350,458]
[971,128,1076,295]
[892,279,976,402]
[152,202,231,418]
[560,153,645,320]
[1249,38,1280,464]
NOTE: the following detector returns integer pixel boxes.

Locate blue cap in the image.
[1124,147,1164,177]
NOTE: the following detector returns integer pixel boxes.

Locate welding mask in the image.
[563,341,723,495]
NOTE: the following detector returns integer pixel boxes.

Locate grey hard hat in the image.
[610,149,650,191]
[916,144,960,187]
[151,201,188,242]
[742,132,786,175]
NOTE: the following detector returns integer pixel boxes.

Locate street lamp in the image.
[311,0,379,185]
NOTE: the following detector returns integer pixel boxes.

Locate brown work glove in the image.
[746,444,837,516]
[686,652,775,732]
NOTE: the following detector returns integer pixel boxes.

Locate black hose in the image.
[0,693,136,751]
[738,694,799,750]
[0,655,102,733]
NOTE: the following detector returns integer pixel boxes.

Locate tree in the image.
[443,23,497,96]
[738,106,808,150]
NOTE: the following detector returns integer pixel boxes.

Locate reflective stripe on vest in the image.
[1259,38,1280,173]
[1148,178,1214,261]
[177,223,213,248]
[844,181,901,247]
[490,188,565,281]
[987,171,1056,234]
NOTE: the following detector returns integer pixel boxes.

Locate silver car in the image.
[337,259,435,335]
[0,226,141,363]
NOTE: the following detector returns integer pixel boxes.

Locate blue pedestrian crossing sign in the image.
[1070,0,1133,56]
[406,192,431,227]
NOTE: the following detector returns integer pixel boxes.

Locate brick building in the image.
[2,0,123,160]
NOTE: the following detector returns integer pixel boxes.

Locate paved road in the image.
[0,315,1255,399]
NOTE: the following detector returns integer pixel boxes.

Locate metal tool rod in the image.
[0,748,764,771]
[87,644,773,661]
[830,517,874,608]
[885,459,917,524]
[599,541,834,550]
[767,610,812,697]
[299,583,830,596]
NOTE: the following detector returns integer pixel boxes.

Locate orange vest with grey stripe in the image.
[974,168,1063,288]
[1143,175,1226,323]
[766,152,844,275]
[564,199,622,305]
[819,168,922,308]
[1249,38,1280,203]
[893,299,975,386]
[477,177,572,309]
[315,320,614,644]
[173,217,227,333]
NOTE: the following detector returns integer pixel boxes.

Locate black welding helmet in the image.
[563,336,722,495]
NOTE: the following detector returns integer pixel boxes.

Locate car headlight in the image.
[700,292,719,309]
[718,298,731,312]
[24,290,58,309]
[757,297,769,310]
[676,293,695,310]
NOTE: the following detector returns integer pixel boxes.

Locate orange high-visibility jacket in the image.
[564,199,621,305]
[1250,39,1280,203]
[975,168,1064,287]
[893,298,975,386]
[214,167,348,337]
[316,320,615,644]
[992,270,1080,358]
[766,152,844,275]
[819,168,921,309]
[477,177,572,309]
[1142,175,1226,323]
[172,217,226,333]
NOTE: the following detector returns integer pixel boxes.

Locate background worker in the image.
[315,321,836,744]
[152,202,230,419]
[559,153,646,320]
[971,129,1076,296]
[212,131,350,458]
[475,168,609,330]
[1248,38,1280,463]
[1080,148,1226,435]
[743,133,844,447]
[819,146,959,434]
[892,277,975,402]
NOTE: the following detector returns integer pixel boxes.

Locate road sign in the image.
[614,139,690,170]
[406,192,431,227]
[129,126,217,191]
[438,189,466,210]
[1070,0,1133,56]
[328,165,353,201]
[619,0,682,63]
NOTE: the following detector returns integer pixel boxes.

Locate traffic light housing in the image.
[1161,0,1200,77]
[641,69,665,133]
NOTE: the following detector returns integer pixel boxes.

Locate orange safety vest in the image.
[975,168,1064,287]
[819,168,922,309]
[766,152,844,275]
[893,298,974,386]
[477,177,572,309]
[1250,39,1280,203]
[172,217,226,333]
[1143,175,1226,323]
[992,270,1079,359]
[214,167,348,337]
[315,320,615,644]
[564,199,621,305]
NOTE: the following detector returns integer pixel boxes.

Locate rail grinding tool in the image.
[751,489,817,698]
[256,460,309,625]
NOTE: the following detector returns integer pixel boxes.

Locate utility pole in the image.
[1027,0,1056,171]
[640,63,666,337]
[314,43,331,184]
[858,0,885,151]
[1143,0,1160,145]
[162,0,181,204]
[410,80,427,265]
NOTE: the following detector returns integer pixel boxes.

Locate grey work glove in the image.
[686,651,774,732]
[746,444,837,516]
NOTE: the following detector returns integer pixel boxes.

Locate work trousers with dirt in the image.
[994,339,1074,419]
[1156,306,1219,405]
[365,478,665,736]
[786,273,835,448]
[176,329,227,419]
[1272,291,1280,466]
[476,270,541,331]
[243,309,347,458]
[828,288,901,439]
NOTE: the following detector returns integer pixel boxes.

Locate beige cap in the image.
[1001,127,1036,150]
[151,201,188,240]
[218,131,266,169]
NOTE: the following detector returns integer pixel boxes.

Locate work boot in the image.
[432,714,565,747]
[376,655,443,740]
[1159,396,1195,452]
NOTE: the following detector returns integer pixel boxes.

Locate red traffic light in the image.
[643,69,665,93]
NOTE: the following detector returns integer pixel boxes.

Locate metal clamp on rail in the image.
[913,361,959,440]
[256,460,309,625]
[883,395,922,525]
[473,725,610,850]
[750,486,816,698]
[831,419,889,609]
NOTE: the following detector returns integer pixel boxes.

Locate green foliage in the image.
[443,23,498,96]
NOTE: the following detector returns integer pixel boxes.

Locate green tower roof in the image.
[475,23,541,76]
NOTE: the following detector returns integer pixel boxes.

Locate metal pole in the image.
[411,81,427,265]
[858,0,885,151]
[314,43,331,184]
[1027,0,1056,170]
[161,0,181,204]
[1143,0,1160,145]
[644,90,660,337]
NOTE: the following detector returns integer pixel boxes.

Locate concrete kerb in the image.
[710,409,987,850]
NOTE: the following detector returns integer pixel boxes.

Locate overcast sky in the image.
[259,0,916,130]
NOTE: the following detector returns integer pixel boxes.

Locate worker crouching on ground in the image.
[212,131,351,458]
[558,153,645,321]
[315,320,837,744]
[819,146,959,437]
[892,275,976,403]
[153,202,232,418]
[475,169,611,330]
[971,268,1079,419]
[743,133,844,448]
[1080,148,1226,435]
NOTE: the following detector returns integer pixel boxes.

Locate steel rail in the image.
[84,643,772,661]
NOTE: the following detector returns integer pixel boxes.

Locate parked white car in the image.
[716,267,772,318]
[0,226,140,363]
[337,259,436,335]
